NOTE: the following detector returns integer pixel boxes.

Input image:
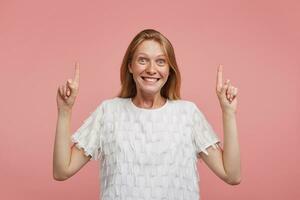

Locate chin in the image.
[137,86,163,96]
[139,88,161,96]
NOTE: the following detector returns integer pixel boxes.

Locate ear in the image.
[128,63,133,73]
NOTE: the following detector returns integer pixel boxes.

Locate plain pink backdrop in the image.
[0,0,299,199]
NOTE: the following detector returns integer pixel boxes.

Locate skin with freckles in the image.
[128,40,170,109]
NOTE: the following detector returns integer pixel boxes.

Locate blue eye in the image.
[138,58,147,64]
[157,59,165,65]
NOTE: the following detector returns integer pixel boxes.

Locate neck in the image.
[132,92,166,109]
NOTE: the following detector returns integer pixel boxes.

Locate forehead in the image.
[134,40,166,57]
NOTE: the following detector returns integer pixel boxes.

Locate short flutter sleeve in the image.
[71,102,105,161]
[191,103,221,156]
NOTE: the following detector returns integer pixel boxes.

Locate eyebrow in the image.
[136,53,166,57]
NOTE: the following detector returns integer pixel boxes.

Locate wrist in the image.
[222,110,236,117]
[58,107,72,115]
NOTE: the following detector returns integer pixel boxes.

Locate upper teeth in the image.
[143,77,158,82]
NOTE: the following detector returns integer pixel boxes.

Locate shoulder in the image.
[96,96,128,111]
[170,98,196,109]
[168,99,199,114]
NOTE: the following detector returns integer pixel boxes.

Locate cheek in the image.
[131,63,145,73]
[162,68,170,78]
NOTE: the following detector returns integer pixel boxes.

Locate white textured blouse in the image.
[71,97,221,200]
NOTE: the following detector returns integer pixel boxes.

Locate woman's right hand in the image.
[56,62,80,112]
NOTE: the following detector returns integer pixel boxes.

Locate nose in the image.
[145,61,157,74]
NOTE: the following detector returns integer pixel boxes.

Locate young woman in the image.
[53,29,241,199]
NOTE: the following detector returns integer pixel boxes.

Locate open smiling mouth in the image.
[141,76,160,83]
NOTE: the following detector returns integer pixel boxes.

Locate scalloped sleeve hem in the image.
[70,102,105,161]
[195,138,222,156]
[71,134,101,161]
[191,102,222,156]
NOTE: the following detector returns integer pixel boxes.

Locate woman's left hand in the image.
[216,65,238,114]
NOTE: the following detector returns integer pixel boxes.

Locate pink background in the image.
[1,0,299,199]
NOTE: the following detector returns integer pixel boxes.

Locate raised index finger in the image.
[74,62,80,84]
[217,64,223,88]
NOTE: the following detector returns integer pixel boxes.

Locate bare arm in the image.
[221,111,241,183]
[53,109,91,181]
[52,63,91,181]
[52,109,73,180]
[199,111,241,185]
[199,64,241,185]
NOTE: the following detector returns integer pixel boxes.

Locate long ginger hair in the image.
[117,29,181,100]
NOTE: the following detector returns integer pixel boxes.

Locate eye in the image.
[157,59,166,65]
[138,57,147,64]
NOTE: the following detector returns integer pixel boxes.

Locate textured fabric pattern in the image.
[71,97,221,200]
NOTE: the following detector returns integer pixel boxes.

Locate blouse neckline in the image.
[129,97,169,112]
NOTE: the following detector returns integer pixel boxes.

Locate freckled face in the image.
[128,40,170,96]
